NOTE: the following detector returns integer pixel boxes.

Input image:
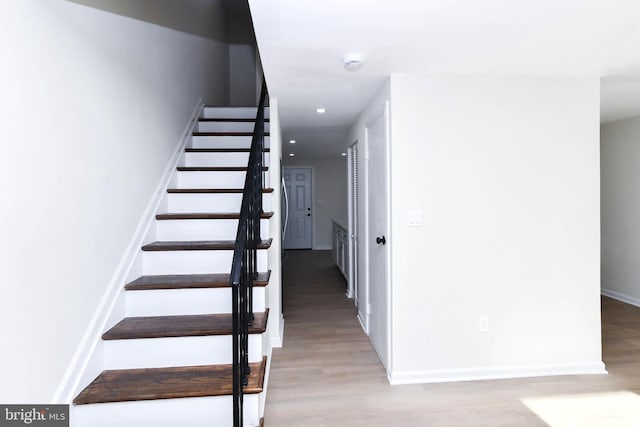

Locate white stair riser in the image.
[104,335,263,370]
[197,121,271,133]
[71,394,260,427]
[142,250,268,275]
[191,135,270,149]
[157,219,270,241]
[167,193,272,213]
[203,106,269,119]
[185,152,270,167]
[126,287,266,316]
[177,171,270,188]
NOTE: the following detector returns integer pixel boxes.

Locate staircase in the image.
[71,104,272,427]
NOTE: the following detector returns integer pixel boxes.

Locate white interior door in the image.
[366,108,389,368]
[283,167,312,249]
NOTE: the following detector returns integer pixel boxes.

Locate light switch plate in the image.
[408,209,424,226]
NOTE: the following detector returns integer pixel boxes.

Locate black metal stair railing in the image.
[230,80,268,427]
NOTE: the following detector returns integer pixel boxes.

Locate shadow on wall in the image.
[67,0,261,106]
[66,0,242,42]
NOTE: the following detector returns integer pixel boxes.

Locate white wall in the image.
[0,0,229,402]
[283,157,348,249]
[262,97,283,417]
[359,75,604,383]
[601,116,640,305]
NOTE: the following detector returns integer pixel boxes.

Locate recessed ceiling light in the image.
[289,153,295,157]
[316,108,326,114]
[289,139,296,144]
[341,153,347,156]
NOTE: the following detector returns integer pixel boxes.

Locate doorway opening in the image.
[282,167,313,250]
[280,157,351,319]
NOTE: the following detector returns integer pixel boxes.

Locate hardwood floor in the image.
[102,310,268,340]
[74,357,266,404]
[264,250,640,427]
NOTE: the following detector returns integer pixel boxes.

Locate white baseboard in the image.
[601,288,640,308]
[52,99,203,403]
[259,341,275,419]
[270,315,284,349]
[262,316,284,417]
[388,361,607,385]
[312,245,332,251]
[357,312,368,335]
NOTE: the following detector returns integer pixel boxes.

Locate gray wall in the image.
[230,44,258,106]
[601,116,640,305]
[227,0,259,105]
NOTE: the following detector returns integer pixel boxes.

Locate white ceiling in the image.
[249,0,640,158]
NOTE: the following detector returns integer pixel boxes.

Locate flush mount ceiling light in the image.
[289,139,296,144]
[316,108,326,114]
[341,152,347,156]
[343,54,363,71]
[289,153,295,157]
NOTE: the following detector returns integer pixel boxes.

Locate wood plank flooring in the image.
[184,148,271,153]
[176,166,268,172]
[264,250,640,427]
[191,132,271,137]
[155,212,274,220]
[166,187,274,193]
[102,310,268,340]
[74,357,266,405]
[141,239,272,251]
[125,271,271,290]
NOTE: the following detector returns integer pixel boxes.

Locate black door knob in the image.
[376,236,386,245]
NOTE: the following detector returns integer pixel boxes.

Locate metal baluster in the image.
[231,80,267,427]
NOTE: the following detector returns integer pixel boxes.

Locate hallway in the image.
[264,250,640,427]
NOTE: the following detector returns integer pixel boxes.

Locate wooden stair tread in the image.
[192,132,270,137]
[167,188,274,194]
[198,118,270,122]
[202,105,269,108]
[103,310,268,340]
[156,212,274,220]
[125,271,270,290]
[73,357,267,405]
[177,166,268,172]
[142,239,272,251]
[185,148,270,153]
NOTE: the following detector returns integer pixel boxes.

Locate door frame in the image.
[363,101,392,371]
[282,165,314,250]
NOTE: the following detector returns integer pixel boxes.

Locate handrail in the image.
[230,80,268,427]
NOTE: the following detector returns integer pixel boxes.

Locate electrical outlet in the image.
[478,315,489,332]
